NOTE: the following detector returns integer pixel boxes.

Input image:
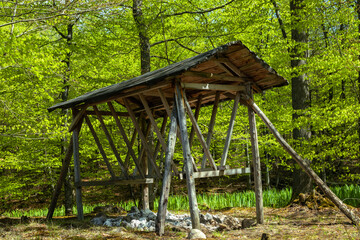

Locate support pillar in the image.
[156,106,178,236]
[73,114,84,220]
[246,84,264,224]
[175,82,201,230]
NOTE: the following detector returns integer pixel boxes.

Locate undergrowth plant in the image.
[2,185,359,218]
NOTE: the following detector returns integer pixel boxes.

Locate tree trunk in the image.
[54,22,75,216]
[357,0,360,155]
[290,0,312,199]
[132,0,152,209]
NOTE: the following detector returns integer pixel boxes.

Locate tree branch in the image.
[164,0,235,17]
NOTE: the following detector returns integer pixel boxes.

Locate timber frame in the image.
[47,41,360,233]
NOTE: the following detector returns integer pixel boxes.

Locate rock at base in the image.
[188,229,206,239]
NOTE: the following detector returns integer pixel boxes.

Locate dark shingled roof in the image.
[48,41,287,112]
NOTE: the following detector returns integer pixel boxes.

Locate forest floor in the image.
[0,206,359,239]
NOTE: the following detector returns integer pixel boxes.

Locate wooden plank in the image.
[84,115,116,179]
[220,91,241,167]
[201,91,220,169]
[181,82,245,92]
[182,71,247,82]
[183,94,217,170]
[107,102,145,178]
[139,93,167,152]
[241,93,360,228]
[156,106,178,236]
[181,167,250,178]
[73,122,84,221]
[78,178,154,187]
[246,85,264,224]
[93,105,129,179]
[124,98,161,177]
[175,82,201,230]
[46,136,74,220]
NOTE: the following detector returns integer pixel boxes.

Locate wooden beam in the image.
[84,115,116,179]
[139,93,167,152]
[189,94,202,148]
[68,106,86,132]
[181,167,250,179]
[85,110,130,117]
[201,91,220,169]
[215,59,262,93]
[78,178,154,187]
[246,85,264,224]
[153,116,168,161]
[182,71,247,82]
[183,94,217,170]
[124,98,161,177]
[156,106,178,236]
[158,89,172,117]
[241,94,360,228]
[88,81,171,108]
[93,105,129,179]
[46,136,73,220]
[175,82,201,230]
[124,130,137,169]
[73,119,84,221]
[181,82,245,92]
[220,91,241,167]
[107,102,145,178]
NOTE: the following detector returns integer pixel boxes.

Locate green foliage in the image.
[1,0,360,209]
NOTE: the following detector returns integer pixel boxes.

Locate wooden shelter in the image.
[47,41,360,234]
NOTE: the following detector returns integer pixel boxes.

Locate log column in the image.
[246,84,264,224]
[156,106,178,236]
[175,82,201,230]
[72,109,84,220]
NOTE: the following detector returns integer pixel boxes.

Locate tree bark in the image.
[290,0,312,199]
[54,22,75,216]
[132,0,153,209]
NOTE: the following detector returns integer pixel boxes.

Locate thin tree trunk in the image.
[54,22,75,215]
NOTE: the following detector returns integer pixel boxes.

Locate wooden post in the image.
[156,106,178,236]
[220,91,241,167]
[46,137,73,220]
[175,82,201,230]
[246,85,264,224]
[73,119,84,221]
[242,94,360,228]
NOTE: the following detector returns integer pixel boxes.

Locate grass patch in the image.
[2,185,359,218]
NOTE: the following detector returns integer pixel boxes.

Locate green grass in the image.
[2,185,359,218]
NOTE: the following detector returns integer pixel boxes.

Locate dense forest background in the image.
[1,0,360,212]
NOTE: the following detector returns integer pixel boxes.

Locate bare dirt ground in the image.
[0,206,359,239]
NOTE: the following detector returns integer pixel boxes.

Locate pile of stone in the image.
[90,206,255,232]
